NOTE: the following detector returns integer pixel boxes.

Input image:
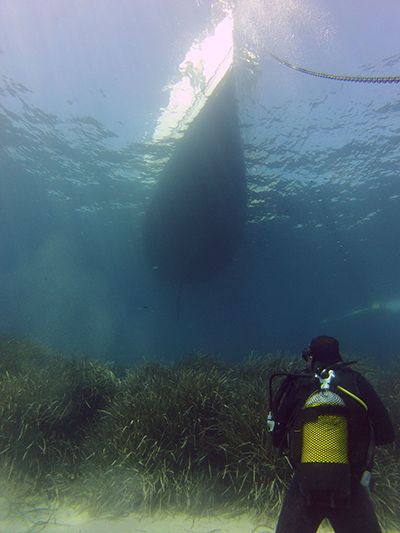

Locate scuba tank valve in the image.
[316,369,335,390]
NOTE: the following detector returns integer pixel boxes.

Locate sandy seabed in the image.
[0,509,270,533]
[0,507,368,533]
[0,505,397,533]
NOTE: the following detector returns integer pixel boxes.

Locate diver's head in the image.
[302,335,343,373]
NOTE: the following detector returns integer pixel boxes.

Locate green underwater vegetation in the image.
[0,336,399,529]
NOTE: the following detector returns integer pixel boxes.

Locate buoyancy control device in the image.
[268,362,370,506]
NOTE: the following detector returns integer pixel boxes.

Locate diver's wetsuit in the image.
[275,473,382,533]
[272,367,395,533]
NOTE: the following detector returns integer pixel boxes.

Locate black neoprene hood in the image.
[303,335,343,368]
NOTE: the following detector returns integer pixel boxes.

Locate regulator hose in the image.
[267,50,400,84]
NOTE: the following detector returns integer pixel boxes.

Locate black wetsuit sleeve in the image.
[357,374,395,446]
[271,378,302,448]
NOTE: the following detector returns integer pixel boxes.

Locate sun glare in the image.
[152,10,234,143]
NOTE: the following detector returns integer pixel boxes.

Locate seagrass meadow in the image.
[0,336,399,529]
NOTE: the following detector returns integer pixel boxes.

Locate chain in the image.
[267,50,400,84]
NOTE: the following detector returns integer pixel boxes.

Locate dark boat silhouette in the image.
[143,12,247,287]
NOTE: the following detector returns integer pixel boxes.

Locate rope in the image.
[267,50,400,84]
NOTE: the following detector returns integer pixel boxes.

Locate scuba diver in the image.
[268,336,395,533]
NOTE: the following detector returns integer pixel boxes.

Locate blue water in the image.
[1,0,400,366]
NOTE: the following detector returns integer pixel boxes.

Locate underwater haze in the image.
[1,0,400,366]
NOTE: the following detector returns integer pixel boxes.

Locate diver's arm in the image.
[270,381,300,448]
[357,375,395,446]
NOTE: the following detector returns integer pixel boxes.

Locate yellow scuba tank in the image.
[296,368,352,506]
[301,389,349,464]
